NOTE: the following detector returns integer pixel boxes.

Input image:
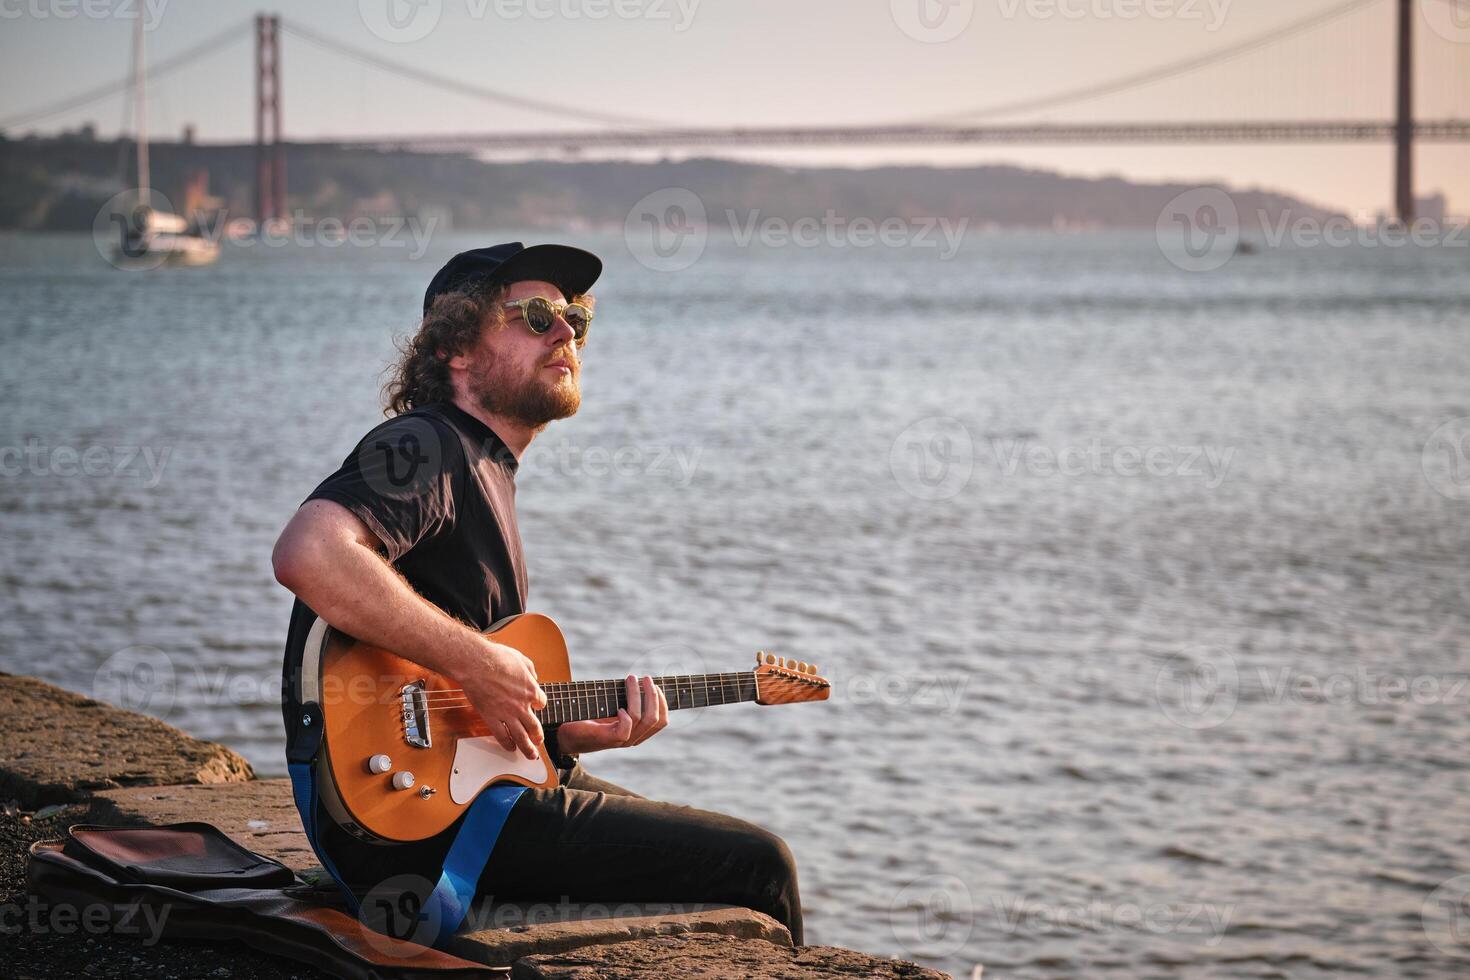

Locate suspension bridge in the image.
[4,0,1468,222]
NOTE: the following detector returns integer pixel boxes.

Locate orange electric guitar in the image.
[297,613,831,843]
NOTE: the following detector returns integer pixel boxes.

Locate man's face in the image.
[461,279,584,429]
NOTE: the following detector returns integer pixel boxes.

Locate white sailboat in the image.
[113,17,219,268]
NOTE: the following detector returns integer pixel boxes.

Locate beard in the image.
[467,347,581,429]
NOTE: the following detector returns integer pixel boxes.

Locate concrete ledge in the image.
[87,778,317,872]
[4,673,951,977]
[512,934,953,978]
[451,901,790,967]
[0,672,254,808]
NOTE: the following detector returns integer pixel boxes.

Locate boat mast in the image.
[133,16,149,209]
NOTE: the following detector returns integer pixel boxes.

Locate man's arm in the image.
[272,498,547,759]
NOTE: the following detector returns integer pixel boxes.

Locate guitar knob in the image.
[392,771,416,791]
[367,754,393,774]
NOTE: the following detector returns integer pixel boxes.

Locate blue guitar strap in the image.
[287,758,359,915]
[286,700,359,916]
[421,783,526,944]
[286,700,527,948]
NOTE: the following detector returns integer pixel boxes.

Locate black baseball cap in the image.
[422,242,602,315]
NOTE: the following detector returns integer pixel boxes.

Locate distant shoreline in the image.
[0,134,1348,234]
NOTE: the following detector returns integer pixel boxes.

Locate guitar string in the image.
[384,676,774,725]
[415,695,759,712]
[420,691,758,738]
[404,677,785,701]
[412,686,762,711]
[415,689,757,706]
[411,673,762,699]
[412,692,754,707]
[404,681,767,720]
[416,691,755,705]
[410,685,778,708]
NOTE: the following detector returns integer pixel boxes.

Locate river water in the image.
[2,228,1468,977]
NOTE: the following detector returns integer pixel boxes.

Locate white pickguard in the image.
[449,737,550,804]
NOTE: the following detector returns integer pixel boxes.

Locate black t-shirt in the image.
[280,401,528,890]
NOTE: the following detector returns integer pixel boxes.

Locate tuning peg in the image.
[798,662,809,673]
[764,652,776,665]
[809,664,818,675]
[755,651,764,665]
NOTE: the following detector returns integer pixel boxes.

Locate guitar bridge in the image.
[401,681,432,749]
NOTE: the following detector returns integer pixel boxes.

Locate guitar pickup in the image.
[401,681,432,749]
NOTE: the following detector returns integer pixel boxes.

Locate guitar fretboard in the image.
[537,672,758,726]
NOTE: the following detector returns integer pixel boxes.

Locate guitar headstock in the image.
[753,652,832,705]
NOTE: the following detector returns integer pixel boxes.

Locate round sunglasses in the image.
[503,297,593,343]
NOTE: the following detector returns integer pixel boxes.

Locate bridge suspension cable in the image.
[276,20,678,129]
[0,20,252,131]
[912,0,1387,124]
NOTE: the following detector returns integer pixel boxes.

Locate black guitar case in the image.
[26,822,506,979]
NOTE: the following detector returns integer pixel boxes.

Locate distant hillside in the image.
[0,132,1341,232]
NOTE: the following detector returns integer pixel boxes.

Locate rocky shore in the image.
[0,672,951,978]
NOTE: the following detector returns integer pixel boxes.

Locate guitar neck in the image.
[537,672,758,726]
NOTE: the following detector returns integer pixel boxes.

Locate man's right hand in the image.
[461,636,547,760]
[272,500,548,760]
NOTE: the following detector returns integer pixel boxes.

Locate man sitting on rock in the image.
[270,242,803,945]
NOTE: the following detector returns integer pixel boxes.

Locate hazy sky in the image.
[2,0,1468,215]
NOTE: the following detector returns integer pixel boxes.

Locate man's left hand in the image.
[554,674,669,754]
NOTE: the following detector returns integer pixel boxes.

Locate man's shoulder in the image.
[355,404,457,442]
[311,407,472,512]
[350,406,468,466]
[393,404,517,470]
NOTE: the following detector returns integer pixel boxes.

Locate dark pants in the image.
[476,762,804,945]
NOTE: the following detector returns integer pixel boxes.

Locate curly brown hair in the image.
[383,282,508,416]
